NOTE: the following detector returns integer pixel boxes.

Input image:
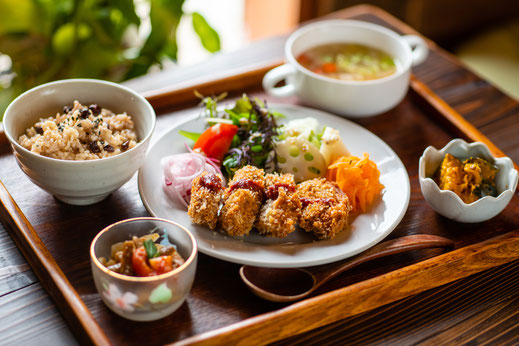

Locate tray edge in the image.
[0,180,111,346]
[0,4,518,345]
[176,229,519,346]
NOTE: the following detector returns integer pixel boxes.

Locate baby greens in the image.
[181,94,282,177]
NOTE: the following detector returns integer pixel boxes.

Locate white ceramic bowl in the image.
[419,139,518,223]
[262,20,429,117]
[90,217,197,321]
[3,79,155,205]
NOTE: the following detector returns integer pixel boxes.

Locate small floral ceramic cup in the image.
[90,217,197,321]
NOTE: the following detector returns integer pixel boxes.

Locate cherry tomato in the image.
[131,246,156,277]
[193,123,238,162]
[149,256,174,275]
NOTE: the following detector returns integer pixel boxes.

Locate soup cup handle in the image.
[262,64,297,97]
[402,35,429,66]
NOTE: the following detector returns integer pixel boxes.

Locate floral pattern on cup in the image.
[102,281,138,312]
[149,283,173,304]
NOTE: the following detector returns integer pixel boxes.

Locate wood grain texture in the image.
[410,77,519,172]
[273,258,519,346]
[130,4,519,166]
[0,180,110,346]
[0,4,519,346]
[0,227,36,296]
[240,235,454,303]
[142,64,281,111]
[179,230,519,345]
[0,281,77,345]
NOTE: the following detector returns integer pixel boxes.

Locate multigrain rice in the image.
[18,100,138,160]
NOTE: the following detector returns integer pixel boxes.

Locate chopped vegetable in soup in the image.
[99,233,185,277]
[297,43,396,81]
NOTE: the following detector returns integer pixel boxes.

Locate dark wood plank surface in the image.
[1,4,519,345]
[273,257,519,345]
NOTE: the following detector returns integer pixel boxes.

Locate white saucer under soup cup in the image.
[262,19,429,117]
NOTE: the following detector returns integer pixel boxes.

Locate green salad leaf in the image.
[179,130,201,142]
[195,93,282,177]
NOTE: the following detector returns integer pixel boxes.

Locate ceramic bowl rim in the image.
[3,78,156,165]
[90,217,198,282]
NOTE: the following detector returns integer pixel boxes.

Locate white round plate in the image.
[138,104,410,268]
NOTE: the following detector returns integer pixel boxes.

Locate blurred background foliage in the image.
[0,0,220,120]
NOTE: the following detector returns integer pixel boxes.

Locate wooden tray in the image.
[1,5,519,346]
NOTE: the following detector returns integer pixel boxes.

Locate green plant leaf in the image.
[34,0,75,35]
[191,12,220,53]
[67,40,120,78]
[125,0,184,79]
[163,41,178,60]
[52,23,92,55]
[110,0,140,25]
[0,0,39,34]
[271,111,286,118]
[1,0,221,118]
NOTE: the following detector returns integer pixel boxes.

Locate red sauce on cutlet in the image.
[229,179,264,196]
[300,197,335,207]
[199,174,222,192]
[265,183,296,200]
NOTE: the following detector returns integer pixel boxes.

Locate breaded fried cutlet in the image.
[220,165,265,236]
[188,172,224,229]
[297,178,351,239]
[256,173,301,238]
[232,165,265,181]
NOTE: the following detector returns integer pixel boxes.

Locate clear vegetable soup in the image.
[297,43,397,81]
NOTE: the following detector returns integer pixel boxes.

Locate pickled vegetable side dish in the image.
[99,233,185,277]
[297,43,397,81]
[435,154,499,204]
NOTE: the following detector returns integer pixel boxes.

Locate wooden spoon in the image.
[240,234,454,303]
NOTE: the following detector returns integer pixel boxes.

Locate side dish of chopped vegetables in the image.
[434,154,498,204]
[99,233,185,277]
[327,154,385,212]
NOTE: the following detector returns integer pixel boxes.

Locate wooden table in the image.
[2,5,519,345]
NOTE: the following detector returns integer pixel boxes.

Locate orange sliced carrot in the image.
[322,62,337,73]
[327,154,384,213]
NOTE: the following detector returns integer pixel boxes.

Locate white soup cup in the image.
[262,20,428,117]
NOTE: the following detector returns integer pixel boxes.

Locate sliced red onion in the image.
[162,150,225,209]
